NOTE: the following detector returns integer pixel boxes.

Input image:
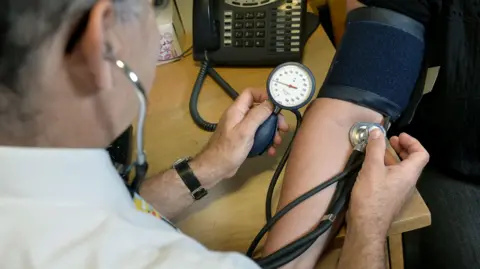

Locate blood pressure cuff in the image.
[318,7,425,121]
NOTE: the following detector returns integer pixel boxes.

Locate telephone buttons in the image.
[255,40,265,47]
[234,40,243,47]
[235,13,244,20]
[245,31,254,38]
[255,31,265,38]
[256,21,265,28]
[256,12,266,19]
[245,12,255,19]
[244,40,254,47]
[245,21,254,28]
[234,22,243,29]
[235,31,243,38]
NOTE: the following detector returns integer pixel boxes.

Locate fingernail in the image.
[369,129,381,140]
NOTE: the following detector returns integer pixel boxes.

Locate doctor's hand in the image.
[347,131,429,240]
[192,88,289,188]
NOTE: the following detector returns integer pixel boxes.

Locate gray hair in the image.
[0,0,139,94]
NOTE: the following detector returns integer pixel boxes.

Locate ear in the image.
[74,0,119,91]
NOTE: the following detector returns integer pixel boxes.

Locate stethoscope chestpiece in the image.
[349,122,386,152]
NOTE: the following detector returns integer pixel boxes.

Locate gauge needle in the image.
[275,80,298,89]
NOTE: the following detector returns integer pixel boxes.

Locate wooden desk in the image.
[147,27,431,269]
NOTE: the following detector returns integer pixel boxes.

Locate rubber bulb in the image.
[248,114,278,158]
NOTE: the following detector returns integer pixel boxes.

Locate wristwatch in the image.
[172,158,208,200]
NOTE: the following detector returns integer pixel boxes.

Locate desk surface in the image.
[146,27,431,253]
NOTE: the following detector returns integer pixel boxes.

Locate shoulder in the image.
[0,204,259,269]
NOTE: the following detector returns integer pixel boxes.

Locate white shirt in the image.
[0,147,260,269]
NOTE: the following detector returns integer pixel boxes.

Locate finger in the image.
[363,129,387,168]
[277,114,289,132]
[274,133,282,146]
[230,88,268,116]
[397,133,430,168]
[398,133,426,155]
[389,136,401,153]
[268,147,276,156]
[239,101,274,135]
[399,150,409,160]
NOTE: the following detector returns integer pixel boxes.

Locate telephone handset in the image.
[193,0,221,53]
[193,0,307,66]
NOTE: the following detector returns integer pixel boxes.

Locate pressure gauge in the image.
[267,62,316,111]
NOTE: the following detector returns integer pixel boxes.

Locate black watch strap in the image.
[173,158,208,200]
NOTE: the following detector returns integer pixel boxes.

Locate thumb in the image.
[240,101,273,134]
[364,129,386,168]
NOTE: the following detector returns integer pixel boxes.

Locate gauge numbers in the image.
[267,63,315,110]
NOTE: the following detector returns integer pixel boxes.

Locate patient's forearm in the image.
[263,98,382,269]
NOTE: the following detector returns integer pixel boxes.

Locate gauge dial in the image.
[267,62,316,110]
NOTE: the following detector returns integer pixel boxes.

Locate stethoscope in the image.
[190,59,397,268]
[106,54,149,197]
[112,54,396,268]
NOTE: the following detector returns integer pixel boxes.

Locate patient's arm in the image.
[263,98,382,268]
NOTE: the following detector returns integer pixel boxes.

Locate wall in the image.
[176,0,193,33]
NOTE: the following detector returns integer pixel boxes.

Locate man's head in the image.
[0,0,159,148]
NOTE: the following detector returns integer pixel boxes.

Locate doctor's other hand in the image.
[194,88,289,188]
[348,131,429,239]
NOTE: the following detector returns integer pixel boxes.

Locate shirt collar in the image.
[0,146,134,211]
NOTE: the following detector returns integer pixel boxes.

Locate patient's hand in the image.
[348,131,429,238]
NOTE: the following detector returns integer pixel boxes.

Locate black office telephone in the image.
[193,0,308,66]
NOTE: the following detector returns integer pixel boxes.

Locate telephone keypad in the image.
[256,21,265,28]
[219,1,304,62]
[245,12,255,19]
[245,21,254,28]
[234,22,243,29]
[231,9,267,50]
[234,40,243,47]
[244,40,254,47]
[255,40,265,47]
[256,12,266,19]
[227,1,302,51]
[255,31,265,38]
